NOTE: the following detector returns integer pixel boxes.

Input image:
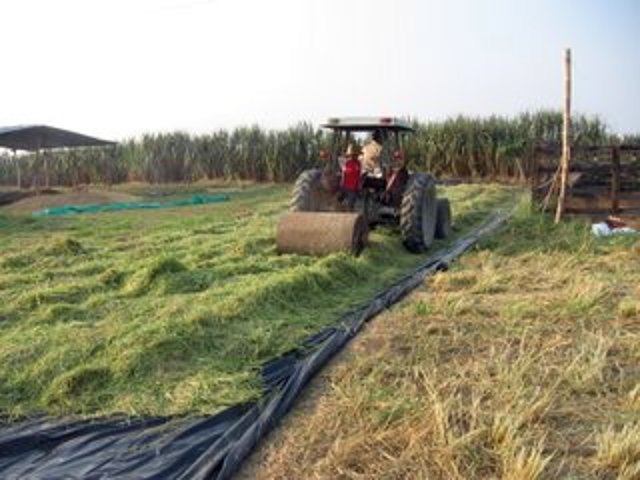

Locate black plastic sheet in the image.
[0,212,508,480]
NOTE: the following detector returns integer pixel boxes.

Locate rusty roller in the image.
[276,212,368,256]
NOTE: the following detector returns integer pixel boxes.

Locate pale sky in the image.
[1,0,638,140]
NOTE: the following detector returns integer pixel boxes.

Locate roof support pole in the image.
[44,151,50,189]
[34,148,40,194]
[14,149,21,189]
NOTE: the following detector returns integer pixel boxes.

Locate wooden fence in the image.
[532,144,640,220]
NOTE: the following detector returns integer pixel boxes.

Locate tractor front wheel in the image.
[400,173,437,253]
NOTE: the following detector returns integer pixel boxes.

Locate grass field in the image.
[240,206,640,480]
[0,183,518,418]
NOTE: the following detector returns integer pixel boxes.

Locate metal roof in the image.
[0,125,115,151]
[321,117,414,132]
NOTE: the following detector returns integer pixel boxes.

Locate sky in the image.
[1,0,638,140]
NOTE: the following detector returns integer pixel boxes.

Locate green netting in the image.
[33,194,231,217]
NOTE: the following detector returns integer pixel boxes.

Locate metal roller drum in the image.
[276,212,368,256]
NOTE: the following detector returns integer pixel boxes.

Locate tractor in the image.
[276,117,451,255]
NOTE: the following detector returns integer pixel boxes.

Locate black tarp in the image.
[0,212,509,480]
[0,125,114,151]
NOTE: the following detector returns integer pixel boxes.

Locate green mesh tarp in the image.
[33,194,230,217]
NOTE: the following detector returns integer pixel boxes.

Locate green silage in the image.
[0,184,519,418]
[33,193,230,217]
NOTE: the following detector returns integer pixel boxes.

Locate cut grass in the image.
[239,202,640,480]
[0,183,518,418]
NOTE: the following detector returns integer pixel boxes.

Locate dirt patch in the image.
[2,190,139,214]
[0,188,60,207]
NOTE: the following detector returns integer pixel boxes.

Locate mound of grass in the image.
[239,202,640,480]
[44,366,114,410]
[123,257,188,296]
[0,184,518,418]
[46,237,86,256]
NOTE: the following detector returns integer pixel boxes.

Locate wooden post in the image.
[555,48,572,223]
[611,146,620,213]
[14,149,21,189]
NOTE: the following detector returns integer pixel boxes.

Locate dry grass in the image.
[239,207,640,479]
[594,423,640,478]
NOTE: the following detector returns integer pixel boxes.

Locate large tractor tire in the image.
[400,173,437,253]
[435,198,453,239]
[290,169,336,212]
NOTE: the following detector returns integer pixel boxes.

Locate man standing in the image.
[361,129,386,174]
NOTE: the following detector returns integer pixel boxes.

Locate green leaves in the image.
[0,112,611,187]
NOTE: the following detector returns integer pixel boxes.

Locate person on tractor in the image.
[363,128,407,171]
[342,143,362,207]
[361,129,386,173]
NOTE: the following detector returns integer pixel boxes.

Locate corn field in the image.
[0,112,613,187]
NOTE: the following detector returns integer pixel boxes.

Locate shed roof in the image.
[0,125,115,151]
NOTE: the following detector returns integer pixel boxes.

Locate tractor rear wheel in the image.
[290,169,337,212]
[435,198,452,239]
[400,173,437,253]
